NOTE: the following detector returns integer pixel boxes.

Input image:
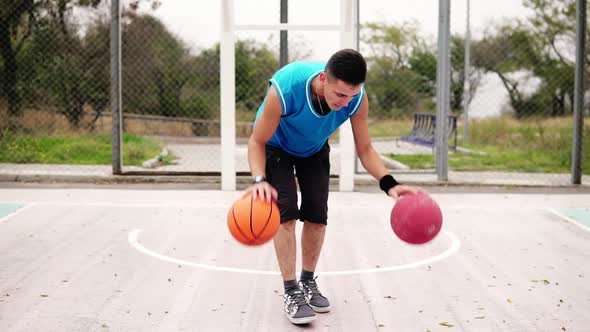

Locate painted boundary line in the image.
[0,203,32,224]
[2,200,577,212]
[546,208,590,233]
[128,229,461,276]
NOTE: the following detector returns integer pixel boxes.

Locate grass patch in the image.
[0,132,164,166]
[391,146,576,173]
[368,118,414,138]
[385,116,589,174]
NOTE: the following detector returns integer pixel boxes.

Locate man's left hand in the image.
[387,185,425,199]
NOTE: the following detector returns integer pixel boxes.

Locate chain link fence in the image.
[359,0,589,185]
[0,2,114,167]
[0,0,588,185]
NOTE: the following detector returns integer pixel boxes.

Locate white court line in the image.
[2,200,570,212]
[0,203,33,224]
[13,201,233,208]
[128,229,461,276]
[546,208,590,233]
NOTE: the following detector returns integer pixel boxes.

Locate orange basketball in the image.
[227,193,280,246]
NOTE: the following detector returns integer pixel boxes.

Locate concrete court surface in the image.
[0,188,589,332]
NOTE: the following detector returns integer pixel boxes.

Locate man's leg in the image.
[265,146,315,324]
[298,221,331,312]
[295,144,331,312]
[301,221,326,273]
[273,220,297,281]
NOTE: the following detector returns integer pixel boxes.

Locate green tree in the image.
[473,0,586,118]
[121,13,191,117]
[235,40,279,113]
[189,40,279,119]
[473,22,544,117]
[407,36,482,114]
[0,0,101,128]
[362,21,423,116]
[19,3,108,129]
[524,0,586,116]
[363,22,482,117]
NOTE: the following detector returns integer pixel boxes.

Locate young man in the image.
[246,49,421,324]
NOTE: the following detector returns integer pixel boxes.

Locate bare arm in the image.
[350,95,422,199]
[247,85,282,201]
[350,95,388,179]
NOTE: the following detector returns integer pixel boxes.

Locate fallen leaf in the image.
[439,322,454,327]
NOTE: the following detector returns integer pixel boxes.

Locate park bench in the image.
[400,113,457,150]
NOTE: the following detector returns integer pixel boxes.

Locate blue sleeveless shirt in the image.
[254,62,365,158]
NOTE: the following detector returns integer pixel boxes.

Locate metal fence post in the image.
[280,0,288,68]
[571,0,586,185]
[435,0,451,181]
[111,0,122,175]
[462,0,470,143]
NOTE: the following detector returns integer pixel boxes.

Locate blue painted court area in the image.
[559,208,590,228]
[0,203,25,219]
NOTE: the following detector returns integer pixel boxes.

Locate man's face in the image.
[320,72,362,111]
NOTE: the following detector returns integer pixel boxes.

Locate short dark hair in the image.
[325,49,367,85]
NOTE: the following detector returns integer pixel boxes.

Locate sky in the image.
[149,0,533,59]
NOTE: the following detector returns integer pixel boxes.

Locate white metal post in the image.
[220,0,236,190]
[338,0,358,192]
[228,6,352,191]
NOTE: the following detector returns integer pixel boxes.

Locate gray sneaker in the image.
[283,288,316,324]
[299,277,331,313]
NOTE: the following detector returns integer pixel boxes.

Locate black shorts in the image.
[265,143,330,225]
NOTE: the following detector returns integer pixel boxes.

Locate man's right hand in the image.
[245,182,278,203]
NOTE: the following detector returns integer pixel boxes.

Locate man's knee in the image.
[280,220,297,232]
[303,220,326,229]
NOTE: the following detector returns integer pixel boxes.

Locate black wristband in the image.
[379,174,400,195]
